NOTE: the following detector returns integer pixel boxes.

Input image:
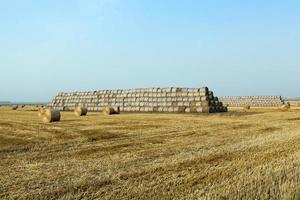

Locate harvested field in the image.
[1,106,300,199]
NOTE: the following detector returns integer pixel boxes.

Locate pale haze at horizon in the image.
[0,0,299,102]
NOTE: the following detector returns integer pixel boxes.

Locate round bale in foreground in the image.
[103,106,120,115]
[74,106,88,116]
[42,109,61,123]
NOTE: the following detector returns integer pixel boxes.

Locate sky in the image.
[0,0,299,102]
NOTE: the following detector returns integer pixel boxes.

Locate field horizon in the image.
[1,106,300,199]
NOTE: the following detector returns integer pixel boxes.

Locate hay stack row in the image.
[219,96,284,107]
[47,87,227,113]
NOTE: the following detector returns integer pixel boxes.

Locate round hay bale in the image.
[21,104,25,108]
[243,105,250,110]
[12,105,18,110]
[74,106,88,116]
[63,106,71,111]
[281,103,290,111]
[114,106,120,114]
[42,109,61,123]
[103,106,119,115]
[38,107,46,117]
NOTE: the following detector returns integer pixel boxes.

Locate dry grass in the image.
[1,106,300,199]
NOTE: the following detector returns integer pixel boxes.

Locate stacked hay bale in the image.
[219,96,284,107]
[287,100,300,107]
[47,87,227,113]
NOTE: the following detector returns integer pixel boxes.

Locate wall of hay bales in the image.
[47,87,227,113]
[219,96,284,107]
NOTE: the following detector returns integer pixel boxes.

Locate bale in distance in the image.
[280,103,290,111]
[21,105,25,108]
[114,106,120,114]
[74,106,88,116]
[243,105,251,110]
[12,105,18,110]
[42,109,61,123]
[103,106,120,115]
[38,107,46,117]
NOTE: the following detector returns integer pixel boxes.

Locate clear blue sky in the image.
[1,0,299,102]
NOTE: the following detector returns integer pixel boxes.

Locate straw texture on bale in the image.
[103,106,119,115]
[42,109,61,123]
[38,107,46,117]
[280,104,290,111]
[243,105,251,110]
[47,87,227,113]
[74,106,88,116]
[219,96,284,107]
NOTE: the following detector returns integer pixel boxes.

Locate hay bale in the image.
[38,107,46,117]
[281,103,290,111]
[21,104,25,108]
[114,106,120,114]
[12,105,18,110]
[103,106,119,115]
[243,105,251,110]
[42,109,61,123]
[74,106,88,116]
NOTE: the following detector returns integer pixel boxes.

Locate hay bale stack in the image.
[12,105,18,110]
[47,87,227,114]
[219,96,284,107]
[103,106,119,115]
[74,106,88,116]
[42,109,61,123]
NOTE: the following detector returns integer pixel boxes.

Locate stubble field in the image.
[1,106,300,199]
